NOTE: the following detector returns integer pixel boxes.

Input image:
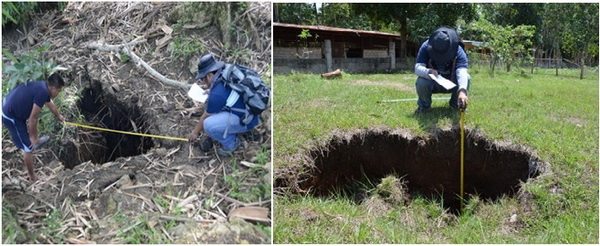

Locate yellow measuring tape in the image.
[459,110,465,212]
[63,122,188,142]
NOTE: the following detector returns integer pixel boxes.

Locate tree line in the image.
[274,3,599,78]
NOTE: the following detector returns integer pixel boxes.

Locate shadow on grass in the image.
[411,106,460,131]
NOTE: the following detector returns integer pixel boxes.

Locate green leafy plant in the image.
[297,29,319,58]
[203,193,216,209]
[2,2,37,28]
[254,146,270,165]
[2,204,23,243]
[256,224,271,240]
[42,209,64,243]
[298,29,312,40]
[154,195,170,210]
[119,53,130,63]
[221,45,253,65]
[39,85,84,153]
[224,158,270,203]
[169,34,206,59]
[2,43,58,97]
[118,216,171,244]
[174,2,204,24]
[2,2,68,28]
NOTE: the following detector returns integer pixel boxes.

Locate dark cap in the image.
[195,54,225,80]
[427,26,459,64]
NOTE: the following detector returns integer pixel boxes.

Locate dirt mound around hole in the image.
[275,128,546,212]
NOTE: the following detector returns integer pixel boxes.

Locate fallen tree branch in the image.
[27,194,56,210]
[214,192,270,207]
[87,39,191,90]
[158,215,217,225]
[176,194,198,208]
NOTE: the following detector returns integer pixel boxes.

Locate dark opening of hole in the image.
[59,81,154,168]
[299,130,540,213]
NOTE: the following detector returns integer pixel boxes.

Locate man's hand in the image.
[188,130,200,142]
[428,69,439,76]
[56,114,66,122]
[458,90,468,110]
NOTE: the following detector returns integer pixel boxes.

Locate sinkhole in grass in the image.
[59,81,154,168]
[279,129,541,213]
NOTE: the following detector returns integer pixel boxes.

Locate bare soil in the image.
[2,2,271,243]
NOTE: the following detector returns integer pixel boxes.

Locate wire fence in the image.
[468,57,599,77]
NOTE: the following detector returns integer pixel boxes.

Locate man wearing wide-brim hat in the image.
[187,54,259,156]
[414,26,470,113]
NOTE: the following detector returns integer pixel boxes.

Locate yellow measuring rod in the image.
[63,121,188,142]
[459,110,465,212]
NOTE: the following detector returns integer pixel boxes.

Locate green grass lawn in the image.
[273,67,599,243]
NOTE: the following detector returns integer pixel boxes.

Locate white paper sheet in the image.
[187,83,208,103]
[429,74,457,90]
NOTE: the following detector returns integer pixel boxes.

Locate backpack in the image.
[218,64,270,125]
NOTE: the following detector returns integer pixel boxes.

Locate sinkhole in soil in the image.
[290,129,541,212]
[59,82,154,168]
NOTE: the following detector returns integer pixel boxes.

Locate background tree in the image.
[273,2,279,22]
[352,4,476,58]
[463,19,535,74]
[538,4,566,75]
[479,3,543,28]
[320,3,348,27]
[408,3,477,43]
[2,2,66,28]
[320,3,372,30]
[478,3,544,61]
[275,3,317,25]
[352,3,426,58]
[557,3,599,79]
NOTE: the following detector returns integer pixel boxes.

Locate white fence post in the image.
[325,39,332,72]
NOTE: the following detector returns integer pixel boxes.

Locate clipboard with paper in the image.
[428,74,456,90]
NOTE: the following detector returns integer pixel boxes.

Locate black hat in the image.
[427,26,459,64]
[195,54,225,80]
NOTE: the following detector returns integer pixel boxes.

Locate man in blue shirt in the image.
[2,73,66,181]
[414,26,470,113]
[187,54,259,157]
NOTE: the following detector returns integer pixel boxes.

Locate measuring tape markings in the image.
[63,121,188,142]
[459,110,465,212]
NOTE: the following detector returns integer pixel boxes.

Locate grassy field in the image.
[273,67,599,243]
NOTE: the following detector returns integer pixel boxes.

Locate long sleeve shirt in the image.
[414,40,469,92]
